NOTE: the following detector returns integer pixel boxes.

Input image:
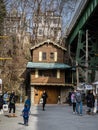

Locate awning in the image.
[27,62,71,69]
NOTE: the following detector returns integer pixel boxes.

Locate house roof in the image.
[27,62,71,69]
[30,39,67,51]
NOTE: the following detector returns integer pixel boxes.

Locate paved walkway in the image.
[0,104,98,130]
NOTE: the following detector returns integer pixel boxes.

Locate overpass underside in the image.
[67,0,98,83]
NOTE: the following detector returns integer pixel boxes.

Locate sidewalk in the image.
[0,104,98,130]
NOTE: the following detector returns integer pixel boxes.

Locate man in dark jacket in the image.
[42,90,48,111]
[86,90,95,114]
[9,91,16,117]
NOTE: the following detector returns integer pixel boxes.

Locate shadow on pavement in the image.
[18,122,24,125]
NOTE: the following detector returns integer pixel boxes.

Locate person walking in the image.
[42,90,48,111]
[8,91,16,117]
[68,91,72,106]
[75,89,83,116]
[22,104,30,126]
[86,90,95,114]
[71,90,76,114]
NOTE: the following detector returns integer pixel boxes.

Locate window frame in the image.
[50,52,54,60]
[38,70,57,78]
[42,52,47,60]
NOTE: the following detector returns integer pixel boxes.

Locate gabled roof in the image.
[30,39,67,51]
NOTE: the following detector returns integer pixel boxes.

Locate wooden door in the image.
[34,86,60,104]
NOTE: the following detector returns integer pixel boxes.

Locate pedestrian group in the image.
[71,89,97,115]
[0,91,16,116]
[0,89,97,127]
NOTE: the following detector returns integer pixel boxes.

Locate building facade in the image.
[32,11,62,45]
[27,40,73,104]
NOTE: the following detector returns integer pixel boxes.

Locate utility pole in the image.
[85,30,88,83]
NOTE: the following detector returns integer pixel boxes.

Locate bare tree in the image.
[3,0,79,42]
[0,0,79,97]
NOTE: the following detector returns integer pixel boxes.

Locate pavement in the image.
[0,104,98,130]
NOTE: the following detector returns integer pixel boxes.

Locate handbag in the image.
[40,98,43,104]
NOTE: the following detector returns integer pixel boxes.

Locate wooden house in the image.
[26,39,73,104]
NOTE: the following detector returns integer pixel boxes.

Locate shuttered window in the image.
[57,69,60,79]
[35,69,38,78]
[39,51,42,61]
[54,52,57,61]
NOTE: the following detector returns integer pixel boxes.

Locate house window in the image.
[39,29,43,35]
[54,30,57,35]
[50,52,54,60]
[39,70,44,77]
[38,70,57,78]
[42,52,46,60]
[44,18,49,24]
[53,18,58,24]
[38,17,42,23]
[38,70,57,77]
[51,70,57,77]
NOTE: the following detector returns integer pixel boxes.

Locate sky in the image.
[62,0,81,35]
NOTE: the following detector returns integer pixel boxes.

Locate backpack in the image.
[75,92,82,103]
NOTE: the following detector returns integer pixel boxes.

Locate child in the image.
[22,104,30,126]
